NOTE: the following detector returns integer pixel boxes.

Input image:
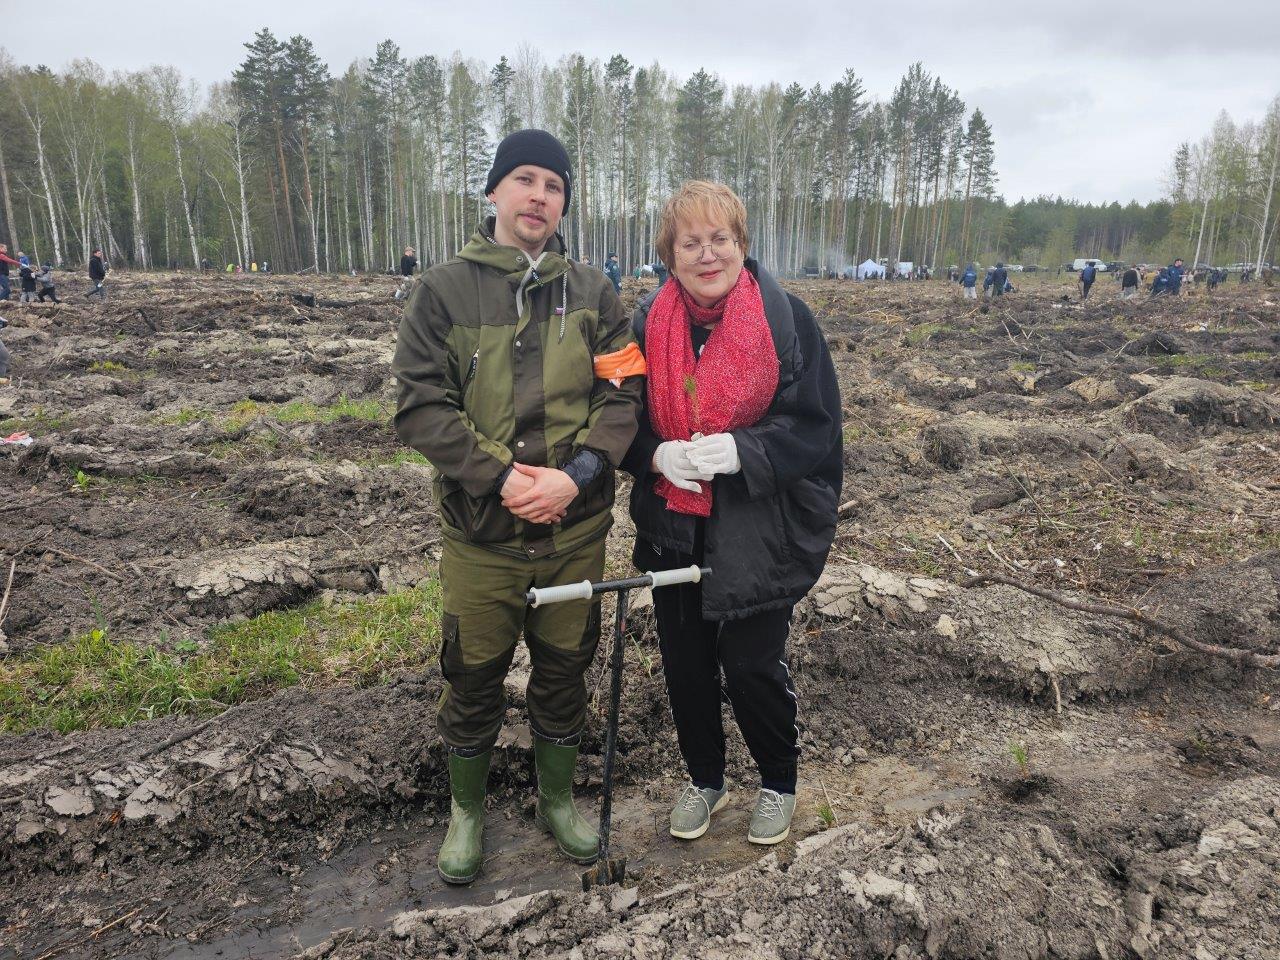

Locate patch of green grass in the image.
[360,448,431,468]
[1234,351,1270,361]
[215,396,392,432]
[0,406,71,434]
[88,359,128,374]
[274,396,392,424]
[157,408,210,426]
[1153,353,1211,369]
[0,581,443,734]
[905,322,945,346]
[206,429,281,461]
[223,399,265,430]
[1010,361,1037,373]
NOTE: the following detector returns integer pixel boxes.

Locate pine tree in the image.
[233,29,298,266]
[560,54,597,256]
[489,56,520,139]
[959,108,995,260]
[284,35,330,270]
[673,69,725,184]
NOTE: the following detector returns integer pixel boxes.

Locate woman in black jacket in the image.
[622,180,842,846]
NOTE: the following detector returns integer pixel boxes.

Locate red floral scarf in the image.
[645,267,779,516]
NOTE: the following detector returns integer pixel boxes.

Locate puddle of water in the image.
[158,787,774,960]
[83,756,979,958]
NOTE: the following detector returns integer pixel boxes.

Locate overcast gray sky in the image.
[16,0,1279,204]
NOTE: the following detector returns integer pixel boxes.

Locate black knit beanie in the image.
[484,129,572,214]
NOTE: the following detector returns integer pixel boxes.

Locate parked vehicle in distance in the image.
[1022,264,1042,273]
[1070,258,1108,272]
[1006,264,1024,272]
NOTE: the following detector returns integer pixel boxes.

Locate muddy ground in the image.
[1,270,1278,959]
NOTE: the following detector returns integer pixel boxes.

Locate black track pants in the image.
[640,538,799,793]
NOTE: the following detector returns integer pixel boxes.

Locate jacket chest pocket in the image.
[543,308,596,404]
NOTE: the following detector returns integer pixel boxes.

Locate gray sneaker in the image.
[747,789,796,845]
[669,782,728,840]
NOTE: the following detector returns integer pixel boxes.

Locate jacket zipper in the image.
[462,348,479,393]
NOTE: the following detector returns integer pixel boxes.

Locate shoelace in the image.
[680,785,709,814]
[756,790,785,821]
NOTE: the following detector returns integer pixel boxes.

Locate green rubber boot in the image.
[437,749,491,885]
[533,738,599,865]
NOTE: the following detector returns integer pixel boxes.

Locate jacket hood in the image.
[458,216,568,276]
[458,216,572,319]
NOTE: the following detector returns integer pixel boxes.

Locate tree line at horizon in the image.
[0,37,1275,276]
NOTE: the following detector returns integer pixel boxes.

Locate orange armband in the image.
[593,341,647,386]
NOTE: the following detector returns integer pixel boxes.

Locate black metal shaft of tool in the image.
[597,587,627,869]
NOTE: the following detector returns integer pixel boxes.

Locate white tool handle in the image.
[645,565,703,588]
[527,579,593,608]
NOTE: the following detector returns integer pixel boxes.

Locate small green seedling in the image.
[1007,739,1030,778]
[73,470,92,492]
[817,801,836,828]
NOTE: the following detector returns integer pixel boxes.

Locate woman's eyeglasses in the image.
[675,236,738,265]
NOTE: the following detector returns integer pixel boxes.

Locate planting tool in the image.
[527,565,711,890]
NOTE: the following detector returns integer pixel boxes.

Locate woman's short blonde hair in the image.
[655,180,750,268]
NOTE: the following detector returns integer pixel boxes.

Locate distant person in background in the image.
[989,262,1008,298]
[653,260,669,286]
[961,263,978,299]
[604,252,622,294]
[1121,265,1140,299]
[17,257,37,303]
[400,246,418,277]
[1150,267,1170,296]
[36,263,59,302]
[262,260,270,273]
[0,245,20,301]
[395,247,419,301]
[250,261,259,273]
[1079,261,1097,300]
[87,248,108,300]
[580,255,593,267]
[1167,258,1185,295]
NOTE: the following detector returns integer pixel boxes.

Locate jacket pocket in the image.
[438,477,517,544]
[439,612,461,688]
[779,477,838,571]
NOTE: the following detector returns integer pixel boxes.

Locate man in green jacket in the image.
[392,129,644,885]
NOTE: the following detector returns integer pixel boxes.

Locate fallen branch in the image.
[960,572,1279,669]
[135,700,255,761]
[44,547,124,582]
[0,558,15,627]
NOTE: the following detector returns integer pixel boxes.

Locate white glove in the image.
[653,440,711,493]
[687,432,740,476]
